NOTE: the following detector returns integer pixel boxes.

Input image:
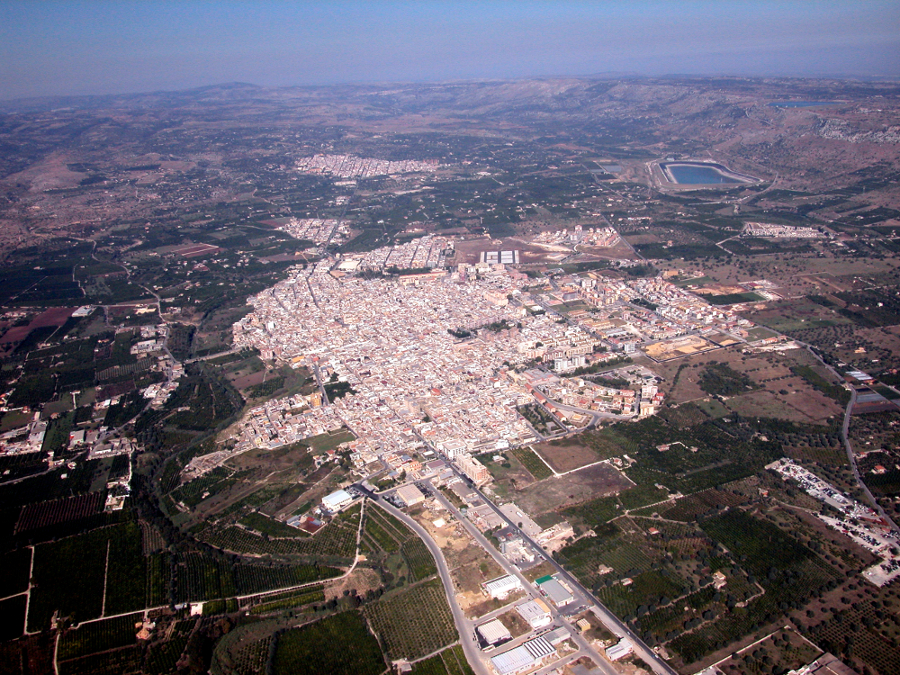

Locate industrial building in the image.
[395,483,426,507]
[516,598,552,629]
[605,638,633,662]
[536,575,574,606]
[483,574,523,600]
[490,636,555,675]
[476,619,512,647]
[321,488,354,512]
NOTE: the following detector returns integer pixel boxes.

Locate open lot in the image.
[514,463,632,517]
[532,438,602,473]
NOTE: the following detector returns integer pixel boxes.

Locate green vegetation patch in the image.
[698,362,758,397]
[410,645,475,675]
[790,365,851,405]
[509,447,553,480]
[28,522,144,631]
[248,588,325,615]
[239,512,310,538]
[58,613,142,660]
[363,579,457,660]
[273,611,385,675]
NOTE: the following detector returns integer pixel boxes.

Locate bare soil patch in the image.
[515,463,631,516]
[532,440,599,473]
[229,371,268,389]
[725,390,810,423]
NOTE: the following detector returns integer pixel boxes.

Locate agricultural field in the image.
[410,645,475,675]
[0,596,27,641]
[247,587,325,615]
[58,613,143,660]
[272,611,385,675]
[509,446,554,480]
[173,551,342,602]
[199,502,361,561]
[28,522,145,631]
[363,579,457,660]
[713,628,823,675]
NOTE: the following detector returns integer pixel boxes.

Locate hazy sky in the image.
[1,1,898,100]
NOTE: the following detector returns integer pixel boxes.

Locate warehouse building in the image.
[516,598,552,629]
[536,575,574,607]
[476,619,512,647]
[490,636,555,675]
[483,574,523,600]
[321,488,354,512]
[606,638,633,661]
[395,483,426,507]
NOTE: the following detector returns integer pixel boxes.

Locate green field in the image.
[509,447,553,480]
[364,580,457,660]
[410,645,475,675]
[273,611,385,675]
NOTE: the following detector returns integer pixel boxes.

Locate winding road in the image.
[371,494,491,675]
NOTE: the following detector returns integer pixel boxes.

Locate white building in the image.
[606,638,633,661]
[483,574,523,600]
[322,489,354,512]
[395,484,426,507]
[516,598,552,629]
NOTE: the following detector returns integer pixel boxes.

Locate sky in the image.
[1,1,898,100]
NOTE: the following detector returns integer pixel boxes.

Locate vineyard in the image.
[410,645,475,675]
[248,588,325,615]
[364,579,457,660]
[104,522,147,615]
[173,551,341,602]
[58,612,142,660]
[233,563,341,596]
[509,447,553,480]
[360,502,437,582]
[174,553,236,602]
[0,548,31,598]
[362,506,404,553]
[139,520,167,554]
[14,492,104,534]
[203,598,240,615]
[0,596,26,641]
[170,467,236,509]
[201,504,360,560]
[238,512,310,538]
[146,552,171,607]
[273,611,385,675]
[29,524,141,631]
[401,537,437,582]
[227,635,272,675]
[145,620,195,675]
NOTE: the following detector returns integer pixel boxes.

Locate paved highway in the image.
[369,494,491,675]
[841,387,900,535]
[454,472,680,675]
[428,486,620,675]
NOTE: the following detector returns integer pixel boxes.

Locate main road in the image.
[425,486,621,675]
[841,387,900,535]
[369,492,491,675]
[450,470,679,675]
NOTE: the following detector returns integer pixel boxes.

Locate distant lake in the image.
[769,101,838,108]
[665,164,743,185]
